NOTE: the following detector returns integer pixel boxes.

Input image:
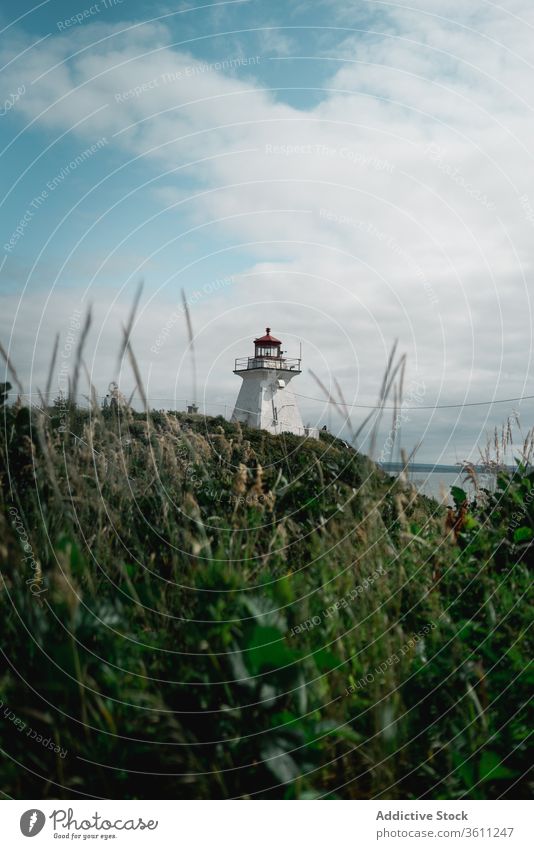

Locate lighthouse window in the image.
[256,345,278,357]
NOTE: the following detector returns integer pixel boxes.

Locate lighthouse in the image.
[232,328,317,437]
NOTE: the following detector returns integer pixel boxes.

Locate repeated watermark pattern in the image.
[289,566,387,637]
[344,621,437,696]
[56,0,124,31]
[150,276,234,355]
[508,485,534,532]
[173,437,271,510]
[8,506,46,597]
[3,139,108,254]
[319,208,439,305]
[0,84,26,118]
[519,194,534,229]
[114,56,261,102]
[1,0,531,814]
[377,377,426,463]
[1,699,67,759]
[266,143,394,173]
[55,308,84,432]
[424,143,496,211]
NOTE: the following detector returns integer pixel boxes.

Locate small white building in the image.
[232,327,318,438]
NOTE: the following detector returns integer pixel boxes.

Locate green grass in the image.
[0,402,532,799]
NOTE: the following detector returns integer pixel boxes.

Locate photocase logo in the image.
[20,810,46,837]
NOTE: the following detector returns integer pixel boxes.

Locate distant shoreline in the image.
[379,461,516,474]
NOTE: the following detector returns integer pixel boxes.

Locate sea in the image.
[382,464,497,504]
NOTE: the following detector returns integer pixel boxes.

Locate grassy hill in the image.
[0,402,532,799]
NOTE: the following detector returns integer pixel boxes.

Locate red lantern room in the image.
[254,327,282,359]
[234,327,301,374]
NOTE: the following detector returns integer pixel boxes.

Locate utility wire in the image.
[12,390,534,411]
[292,391,534,411]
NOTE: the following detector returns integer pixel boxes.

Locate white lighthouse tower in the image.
[232,328,316,437]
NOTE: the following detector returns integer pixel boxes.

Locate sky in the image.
[1,0,534,463]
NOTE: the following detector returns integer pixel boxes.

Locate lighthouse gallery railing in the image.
[234,357,301,372]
